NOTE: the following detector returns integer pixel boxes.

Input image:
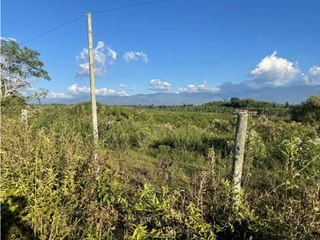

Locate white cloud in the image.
[148,79,171,91]
[108,47,117,61]
[76,41,117,77]
[123,51,148,63]
[47,91,71,99]
[177,81,220,93]
[68,84,90,95]
[247,51,301,88]
[95,88,128,97]
[303,66,320,85]
[119,83,128,88]
[68,84,129,96]
[0,36,16,42]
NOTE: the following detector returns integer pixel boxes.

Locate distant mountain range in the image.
[41,85,320,105]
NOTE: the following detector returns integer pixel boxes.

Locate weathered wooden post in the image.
[231,109,248,207]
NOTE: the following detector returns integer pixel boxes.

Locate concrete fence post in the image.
[231,110,248,207]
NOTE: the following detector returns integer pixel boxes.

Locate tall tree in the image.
[0,39,50,99]
[290,96,320,123]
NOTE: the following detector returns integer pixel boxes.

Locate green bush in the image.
[290,96,320,124]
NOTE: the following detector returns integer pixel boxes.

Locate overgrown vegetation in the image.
[1,97,320,239]
[136,97,291,118]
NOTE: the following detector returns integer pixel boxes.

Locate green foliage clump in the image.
[0,39,50,100]
[128,184,215,239]
[290,96,320,124]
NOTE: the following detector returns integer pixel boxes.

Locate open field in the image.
[1,99,320,239]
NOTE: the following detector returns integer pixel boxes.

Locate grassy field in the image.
[1,99,320,239]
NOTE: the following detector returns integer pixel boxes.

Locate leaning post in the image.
[231,109,249,208]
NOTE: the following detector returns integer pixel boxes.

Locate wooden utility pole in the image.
[231,110,249,207]
[85,12,99,148]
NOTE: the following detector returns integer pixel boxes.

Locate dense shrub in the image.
[290,96,320,124]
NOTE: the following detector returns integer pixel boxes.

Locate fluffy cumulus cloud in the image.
[148,79,171,91]
[47,91,71,99]
[177,81,220,93]
[123,51,148,63]
[68,84,128,96]
[76,41,117,77]
[303,66,320,85]
[247,51,301,88]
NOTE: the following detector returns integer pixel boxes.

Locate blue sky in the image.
[2,0,320,98]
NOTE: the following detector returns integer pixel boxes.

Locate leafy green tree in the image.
[0,39,50,99]
[290,96,320,123]
[230,97,241,108]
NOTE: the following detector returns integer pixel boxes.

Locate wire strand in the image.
[20,0,165,45]
[21,15,84,45]
[92,0,165,14]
